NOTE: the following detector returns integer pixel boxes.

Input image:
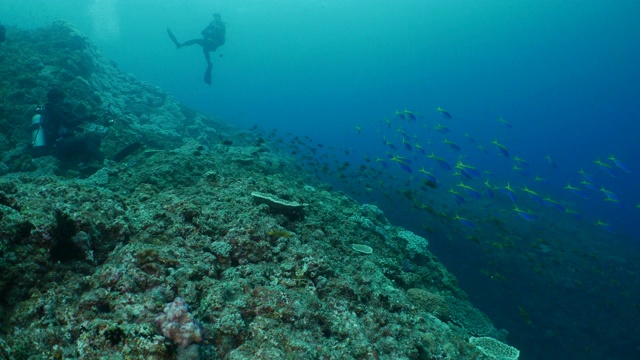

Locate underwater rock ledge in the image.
[0,22,518,359]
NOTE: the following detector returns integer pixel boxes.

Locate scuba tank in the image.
[31,107,48,157]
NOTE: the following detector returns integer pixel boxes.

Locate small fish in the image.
[382,136,397,150]
[443,138,461,151]
[457,182,481,199]
[595,220,615,233]
[578,169,597,183]
[579,180,598,192]
[545,155,558,169]
[543,197,565,212]
[608,154,630,173]
[423,179,438,189]
[484,179,495,198]
[436,106,452,119]
[594,158,615,177]
[268,230,293,238]
[514,156,529,168]
[375,157,388,168]
[513,206,537,221]
[418,167,438,184]
[402,138,412,151]
[428,152,452,170]
[464,133,475,143]
[534,176,548,184]
[491,139,509,157]
[565,183,588,199]
[604,197,623,208]
[498,117,513,130]
[511,165,530,177]
[518,305,532,326]
[454,214,475,229]
[457,168,472,180]
[456,161,480,178]
[600,187,619,201]
[521,186,543,205]
[434,123,451,134]
[565,208,583,220]
[403,109,417,121]
[390,155,412,173]
[449,188,466,205]
[501,182,518,203]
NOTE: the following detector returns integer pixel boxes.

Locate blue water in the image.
[3,1,639,359]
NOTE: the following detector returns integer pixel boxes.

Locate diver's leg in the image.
[85,142,105,163]
[181,39,206,47]
[167,28,181,48]
[203,49,213,85]
[54,137,83,162]
[204,63,213,85]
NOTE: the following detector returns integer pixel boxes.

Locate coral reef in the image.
[398,230,429,257]
[469,336,520,360]
[0,22,518,359]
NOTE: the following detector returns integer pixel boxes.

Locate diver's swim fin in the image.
[204,63,213,85]
[112,142,143,162]
[167,28,181,48]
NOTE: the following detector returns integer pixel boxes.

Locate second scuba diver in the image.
[31,88,105,165]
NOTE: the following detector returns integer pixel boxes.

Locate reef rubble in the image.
[0,22,517,359]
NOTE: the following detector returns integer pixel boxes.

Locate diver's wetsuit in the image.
[43,92,104,164]
[180,38,222,65]
[168,14,226,84]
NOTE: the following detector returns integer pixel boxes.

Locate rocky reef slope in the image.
[0,22,517,359]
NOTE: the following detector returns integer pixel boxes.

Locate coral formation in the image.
[251,191,306,218]
[407,288,450,321]
[469,336,520,360]
[0,22,519,359]
[448,297,498,337]
[398,230,429,257]
[156,297,203,348]
[351,244,373,254]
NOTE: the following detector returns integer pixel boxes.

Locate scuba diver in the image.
[31,88,104,165]
[167,13,226,85]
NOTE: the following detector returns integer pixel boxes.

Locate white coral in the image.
[469,336,520,360]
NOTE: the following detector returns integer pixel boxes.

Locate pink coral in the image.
[155,297,202,348]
